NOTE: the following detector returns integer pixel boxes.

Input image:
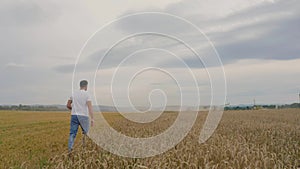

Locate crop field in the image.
[0,109,299,168]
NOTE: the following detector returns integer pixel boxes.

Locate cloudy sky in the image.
[0,0,299,106]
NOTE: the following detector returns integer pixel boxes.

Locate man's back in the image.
[71,90,91,116]
[67,80,94,152]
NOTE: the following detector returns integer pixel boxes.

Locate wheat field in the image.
[0,109,299,168]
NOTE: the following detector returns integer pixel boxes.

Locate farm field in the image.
[0,109,299,168]
[0,111,70,168]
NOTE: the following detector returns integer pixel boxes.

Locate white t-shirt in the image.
[70,90,92,117]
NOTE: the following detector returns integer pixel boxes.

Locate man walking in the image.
[66,80,94,152]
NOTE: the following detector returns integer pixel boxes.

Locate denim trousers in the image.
[68,115,89,151]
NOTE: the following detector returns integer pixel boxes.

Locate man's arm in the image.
[87,101,94,126]
[66,99,72,110]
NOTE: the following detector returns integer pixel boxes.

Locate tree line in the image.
[225,103,300,110]
[0,104,67,111]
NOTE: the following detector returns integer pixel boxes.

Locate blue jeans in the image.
[68,115,89,151]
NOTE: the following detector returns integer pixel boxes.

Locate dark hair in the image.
[80,80,88,87]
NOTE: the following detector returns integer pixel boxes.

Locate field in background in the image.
[0,109,299,168]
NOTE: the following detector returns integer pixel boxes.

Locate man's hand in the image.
[91,119,94,127]
[66,100,72,110]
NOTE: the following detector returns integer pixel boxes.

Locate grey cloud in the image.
[112,0,300,67]
[115,12,190,35]
[179,0,300,63]
[212,1,300,63]
[0,0,61,27]
[63,0,299,73]
[53,64,74,74]
[53,34,188,73]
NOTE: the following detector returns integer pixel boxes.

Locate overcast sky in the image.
[0,0,299,106]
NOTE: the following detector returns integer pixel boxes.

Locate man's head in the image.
[80,80,88,90]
